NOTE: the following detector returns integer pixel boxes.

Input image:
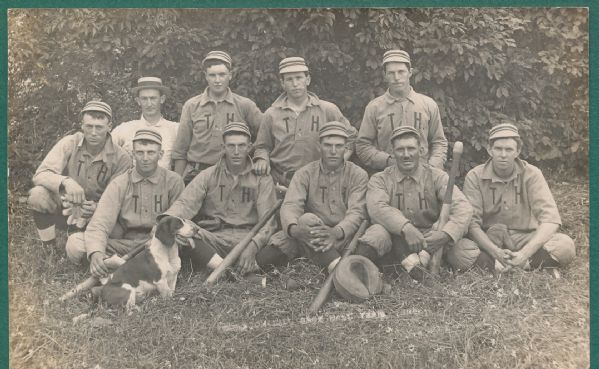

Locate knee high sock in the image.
[32,211,56,242]
[529,247,560,269]
[255,245,289,270]
[189,243,223,270]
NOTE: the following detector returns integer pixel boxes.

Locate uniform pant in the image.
[260,213,342,269]
[28,185,68,242]
[357,223,470,269]
[65,228,151,265]
[183,227,251,268]
[446,224,576,270]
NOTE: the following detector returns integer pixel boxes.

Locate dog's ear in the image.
[155,216,183,247]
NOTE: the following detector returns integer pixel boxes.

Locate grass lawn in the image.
[8,178,589,369]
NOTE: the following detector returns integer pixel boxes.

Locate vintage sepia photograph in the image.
[7,7,589,369]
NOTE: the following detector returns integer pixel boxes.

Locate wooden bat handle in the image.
[308,220,369,314]
[205,199,283,285]
[429,142,463,274]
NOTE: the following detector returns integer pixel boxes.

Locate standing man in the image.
[172,51,264,184]
[67,129,184,275]
[253,57,357,188]
[28,101,131,249]
[111,77,179,170]
[358,126,472,279]
[164,122,278,275]
[448,123,575,272]
[356,50,448,173]
[255,122,369,274]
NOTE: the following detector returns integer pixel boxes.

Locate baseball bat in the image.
[428,141,464,275]
[308,220,369,314]
[204,199,283,285]
[59,241,148,302]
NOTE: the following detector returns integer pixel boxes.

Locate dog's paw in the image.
[162,289,174,298]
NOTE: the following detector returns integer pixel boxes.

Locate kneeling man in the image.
[449,123,575,271]
[359,126,472,279]
[28,101,131,250]
[256,121,369,274]
[69,129,184,277]
[163,122,278,275]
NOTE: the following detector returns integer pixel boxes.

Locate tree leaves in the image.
[8,8,589,191]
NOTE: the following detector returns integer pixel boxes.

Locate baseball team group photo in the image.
[7,7,589,369]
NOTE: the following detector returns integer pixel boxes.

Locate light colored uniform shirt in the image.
[281,160,368,240]
[463,158,561,234]
[357,88,448,170]
[253,92,358,175]
[366,163,471,242]
[32,132,132,201]
[164,157,277,248]
[85,167,184,257]
[111,115,179,169]
[172,88,263,165]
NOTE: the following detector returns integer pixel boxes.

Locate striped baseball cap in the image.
[319,121,349,139]
[279,57,309,74]
[383,49,411,68]
[390,125,419,142]
[489,123,520,140]
[202,51,232,68]
[133,128,162,145]
[222,122,251,139]
[80,101,112,120]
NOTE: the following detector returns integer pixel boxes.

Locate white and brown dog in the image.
[94,216,197,308]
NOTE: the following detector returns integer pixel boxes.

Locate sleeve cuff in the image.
[391,219,410,236]
[285,222,297,238]
[50,175,69,194]
[253,151,270,162]
[442,221,464,243]
[86,244,106,259]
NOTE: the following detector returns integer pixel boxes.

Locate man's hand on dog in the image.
[90,252,110,278]
[236,241,259,275]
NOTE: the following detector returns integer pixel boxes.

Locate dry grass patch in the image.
[8,179,589,369]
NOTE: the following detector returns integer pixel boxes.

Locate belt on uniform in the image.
[188,161,211,170]
[126,226,153,233]
[219,223,253,231]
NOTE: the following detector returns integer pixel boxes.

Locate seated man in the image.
[163,122,278,275]
[111,77,179,170]
[358,126,472,279]
[68,129,184,277]
[253,57,357,187]
[448,123,575,272]
[256,121,369,275]
[28,101,132,251]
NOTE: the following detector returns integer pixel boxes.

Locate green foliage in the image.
[8,8,588,191]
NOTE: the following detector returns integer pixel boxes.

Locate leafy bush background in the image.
[8,8,588,192]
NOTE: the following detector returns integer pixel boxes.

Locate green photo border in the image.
[1,1,595,368]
